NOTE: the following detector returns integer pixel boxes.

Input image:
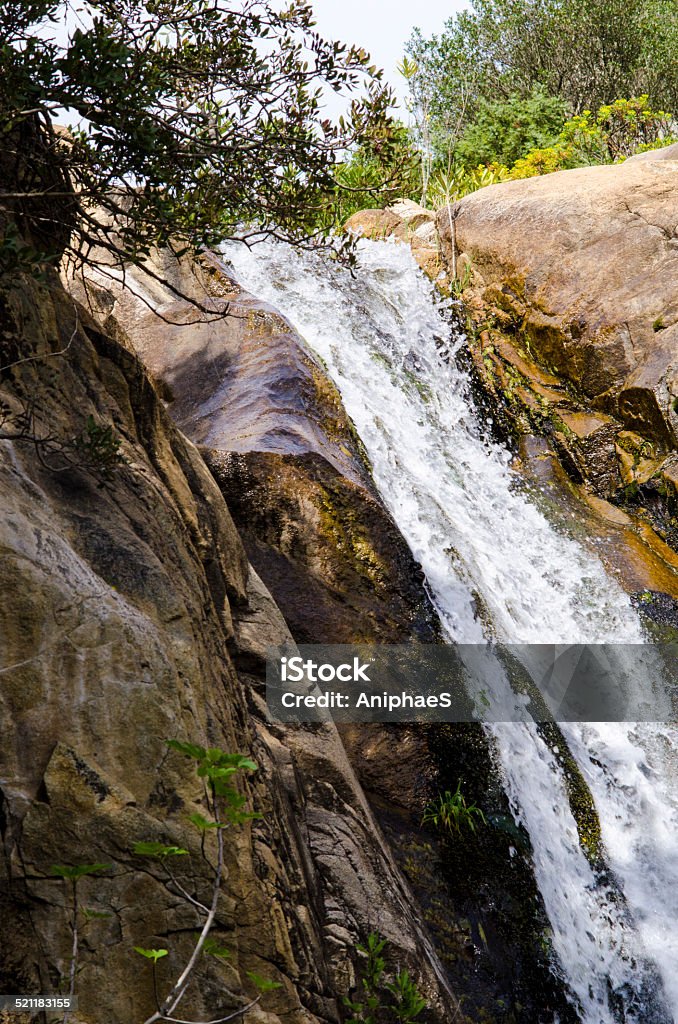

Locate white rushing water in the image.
[224,237,677,1023]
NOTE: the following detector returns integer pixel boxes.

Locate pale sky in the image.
[310,0,470,117]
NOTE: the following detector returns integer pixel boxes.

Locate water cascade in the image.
[224,237,677,1024]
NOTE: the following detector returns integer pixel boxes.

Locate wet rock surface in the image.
[0,271,460,1023]
[73,248,588,1022]
[434,150,678,594]
[345,201,444,280]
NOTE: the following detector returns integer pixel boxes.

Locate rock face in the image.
[71,249,584,1023]
[0,270,459,1022]
[73,250,440,646]
[436,151,678,567]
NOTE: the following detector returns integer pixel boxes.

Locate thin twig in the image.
[0,307,80,374]
[160,994,262,1024]
[62,879,78,1024]
[163,863,210,916]
[142,793,226,1024]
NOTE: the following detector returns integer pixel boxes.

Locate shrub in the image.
[344,932,428,1024]
[455,87,571,169]
[558,95,676,163]
[320,127,420,229]
[509,144,574,178]
[422,780,486,835]
[50,742,281,1024]
[427,162,510,208]
[405,0,678,165]
[0,0,398,293]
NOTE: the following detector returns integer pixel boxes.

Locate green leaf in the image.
[134,947,169,962]
[246,970,282,993]
[203,936,231,960]
[166,739,206,761]
[51,863,111,880]
[188,812,219,831]
[132,841,189,857]
[80,907,113,920]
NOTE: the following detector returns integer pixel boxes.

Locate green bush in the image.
[508,95,677,178]
[455,87,570,169]
[320,127,420,229]
[428,96,677,201]
[509,144,574,178]
[344,932,427,1024]
[559,95,677,162]
[0,0,398,290]
[406,0,678,164]
[427,162,510,208]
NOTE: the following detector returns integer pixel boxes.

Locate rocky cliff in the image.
[73,249,440,647]
[343,153,678,606]
[68,247,583,1023]
[0,268,458,1022]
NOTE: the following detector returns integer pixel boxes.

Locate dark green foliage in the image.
[0,0,398,293]
[166,740,262,825]
[319,125,420,229]
[422,780,487,835]
[407,0,678,163]
[51,863,111,879]
[73,415,125,480]
[132,842,189,858]
[0,221,60,284]
[245,970,282,994]
[384,971,428,1023]
[202,937,231,960]
[344,932,427,1024]
[455,87,570,168]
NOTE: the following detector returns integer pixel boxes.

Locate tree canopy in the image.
[407,0,678,164]
[0,0,397,293]
[454,87,569,168]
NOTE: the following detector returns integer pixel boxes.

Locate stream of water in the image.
[224,237,677,1024]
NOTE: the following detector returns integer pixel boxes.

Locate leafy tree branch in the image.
[0,0,401,299]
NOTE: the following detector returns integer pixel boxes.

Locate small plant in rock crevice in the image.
[72,415,126,480]
[344,932,428,1024]
[422,780,487,836]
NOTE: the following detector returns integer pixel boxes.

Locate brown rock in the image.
[412,220,439,246]
[436,159,678,446]
[627,141,678,162]
[554,411,622,496]
[410,236,442,278]
[69,247,573,1020]
[387,199,435,233]
[343,207,403,239]
[74,249,439,645]
[0,271,458,1022]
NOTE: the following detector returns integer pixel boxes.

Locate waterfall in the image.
[224,237,676,1024]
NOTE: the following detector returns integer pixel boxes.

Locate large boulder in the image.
[437,155,678,443]
[437,153,678,551]
[343,207,405,240]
